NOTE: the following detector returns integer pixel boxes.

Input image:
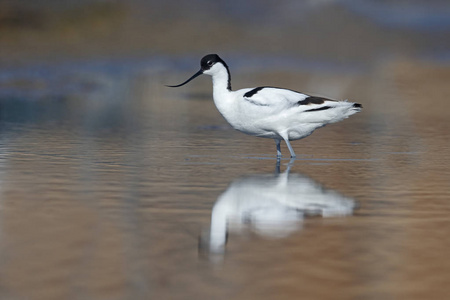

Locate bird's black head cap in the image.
[200,54,223,70]
[166,54,231,90]
[200,54,231,90]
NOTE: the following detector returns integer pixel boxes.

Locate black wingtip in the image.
[353,103,363,108]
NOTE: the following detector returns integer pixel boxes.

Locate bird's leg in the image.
[282,136,296,158]
[274,139,282,158]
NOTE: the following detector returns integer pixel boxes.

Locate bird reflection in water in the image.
[200,160,356,257]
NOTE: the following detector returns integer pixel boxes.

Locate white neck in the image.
[207,63,234,122]
[211,64,231,93]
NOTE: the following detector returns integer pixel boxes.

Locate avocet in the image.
[167,54,362,158]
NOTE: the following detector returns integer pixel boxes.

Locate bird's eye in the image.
[207,60,213,66]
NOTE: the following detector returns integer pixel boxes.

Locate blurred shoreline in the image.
[1,1,449,66]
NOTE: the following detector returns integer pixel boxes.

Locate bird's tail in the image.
[326,101,362,124]
[352,103,363,110]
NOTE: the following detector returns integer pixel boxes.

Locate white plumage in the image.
[168,54,362,158]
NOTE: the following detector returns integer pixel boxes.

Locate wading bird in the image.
[167,54,362,158]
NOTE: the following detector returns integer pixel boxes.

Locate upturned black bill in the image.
[166,69,203,87]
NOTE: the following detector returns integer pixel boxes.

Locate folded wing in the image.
[243,87,310,107]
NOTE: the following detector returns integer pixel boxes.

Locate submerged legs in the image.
[274,139,282,158]
[274,135,297,158]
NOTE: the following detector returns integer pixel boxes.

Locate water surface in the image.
[0,57,449,300]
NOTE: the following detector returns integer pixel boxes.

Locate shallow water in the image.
[0,57,449,300]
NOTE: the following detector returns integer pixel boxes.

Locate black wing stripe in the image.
[243,86,266,98]
[298,96,335,105]
[304,106,332,112]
